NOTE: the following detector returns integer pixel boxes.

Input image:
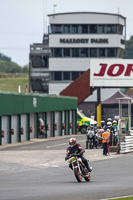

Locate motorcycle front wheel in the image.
[74,168,82,182]
[84,174,91,181]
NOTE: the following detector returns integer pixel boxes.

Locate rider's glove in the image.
[77,153,82,157]
[65,156,68,161]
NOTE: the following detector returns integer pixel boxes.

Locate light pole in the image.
[53,3,57,18]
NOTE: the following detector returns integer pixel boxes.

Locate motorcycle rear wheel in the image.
[74,168,82,182]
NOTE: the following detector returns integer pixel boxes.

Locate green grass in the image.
[108,197,133,200]
[0,74,29,93]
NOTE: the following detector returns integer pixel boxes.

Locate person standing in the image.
[106,129,111,155]
[102,130,110,156]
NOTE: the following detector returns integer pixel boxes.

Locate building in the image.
[29,12,126,117]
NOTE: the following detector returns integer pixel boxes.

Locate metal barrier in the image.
[120,131,133,153]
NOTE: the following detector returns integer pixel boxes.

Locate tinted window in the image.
[72,72,79,80]
[90,25,97,33]
[80,48,88,57]
[90,48,97,57]
[99,48,106,57]
[55,72,62,80]
[64,48,70,57]
[63,72,70,80]
[71,25,78,33]
[72,48,79,57]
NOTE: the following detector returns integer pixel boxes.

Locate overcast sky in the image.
[0,0,133,66]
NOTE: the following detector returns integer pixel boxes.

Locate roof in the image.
[48,12,126,19]
[101,91,133,104]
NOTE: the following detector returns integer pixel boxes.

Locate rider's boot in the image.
[86,161,92,172]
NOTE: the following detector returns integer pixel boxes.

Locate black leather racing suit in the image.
[65,143,91,172]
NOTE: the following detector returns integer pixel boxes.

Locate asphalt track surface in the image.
[0,134,133,200]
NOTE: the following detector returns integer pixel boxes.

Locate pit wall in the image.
[0,91,77,145]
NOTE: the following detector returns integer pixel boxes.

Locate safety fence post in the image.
[68,110,70,135]
[0,116,1,145]
[27,113,30,141]
[36,113,39,138]
[52,111,55,137]
[9,115,11,144]
[18,114,21,142]
[60,111,63,136]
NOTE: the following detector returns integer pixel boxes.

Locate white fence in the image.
[120,131,133,153]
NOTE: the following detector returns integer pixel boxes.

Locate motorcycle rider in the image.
[99,120,106,131]
[112,120,118,145]
[65,137,92,172]
[86,122,95,149]
[106,121,114,146]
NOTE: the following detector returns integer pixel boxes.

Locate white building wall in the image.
[49,35,124,49]
[49,12,125,25]
[49,58,90,71]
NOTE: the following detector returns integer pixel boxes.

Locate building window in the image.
[50,23,124,35]
[72,48,79,57]
[63,25,70,33]
[71,25,79,34]
[118,24,123,35]
[64,48,70,57]
[72,72,79,80]
[90,48,97,57]
[63,72,70,80]
[107,48,116,57]
[53,48,62,57]
[81,25,88,33]
[98,25,107,34]
[90,25,97,33]
[80,48,88,57]
[99,48,106,57]
[107,24,117,34]
[54,72,62,80]
[52,25,62,33]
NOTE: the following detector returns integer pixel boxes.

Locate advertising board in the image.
[90,59,133,87]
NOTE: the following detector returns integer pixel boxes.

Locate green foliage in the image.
[108,197,133,200]
[0,52,29,73]
[123,36,133,59]
[0,60,22,73]
[22,65,29,73]
[0,53,11,62]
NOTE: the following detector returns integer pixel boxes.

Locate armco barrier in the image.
[120,131,133,153]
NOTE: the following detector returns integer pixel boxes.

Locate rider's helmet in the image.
[101,120,105,126]
[90,121,95,128]
[107,118,112,122]
[107,121,112,128]
[113,120,117,126]
[69,137,77,147]
[94,121,97,127]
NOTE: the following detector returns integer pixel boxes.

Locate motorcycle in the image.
[68,154,91,182]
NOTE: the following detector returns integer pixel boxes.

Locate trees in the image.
[0,53,11,62]
[0,60,22,73]
[0,52,29,73]
[123,36,133,59]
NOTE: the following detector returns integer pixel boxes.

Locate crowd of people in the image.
[86,118,118,156]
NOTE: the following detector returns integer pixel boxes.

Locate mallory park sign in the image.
[60,38,108,44]
[90,59,133,87]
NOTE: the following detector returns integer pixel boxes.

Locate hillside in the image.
[0,73,29,93]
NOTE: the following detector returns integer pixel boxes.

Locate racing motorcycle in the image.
[68,154,91,182]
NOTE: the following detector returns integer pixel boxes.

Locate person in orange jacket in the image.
[106,129,111,155]
[102,130,110,156]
